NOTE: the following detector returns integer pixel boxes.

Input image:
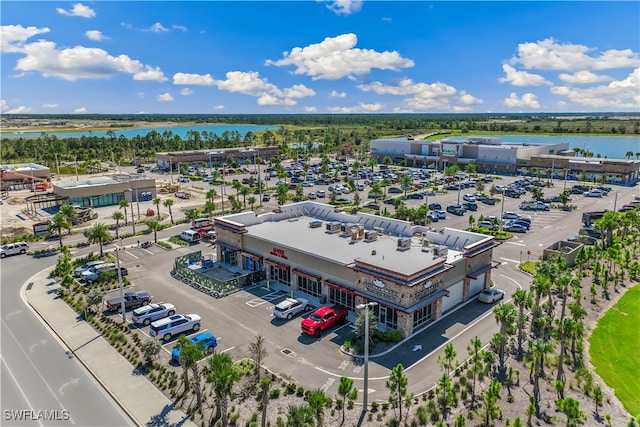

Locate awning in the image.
[217,241,240,252]
[324,280,356,295]
[292,269,320,282]
[466,263,496,279]
[264,258,289,269]
[241,251,262,262]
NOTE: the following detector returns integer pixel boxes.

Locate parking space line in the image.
[246,290,287,307]
[124,251,139,259]
[140,248,154,255]
[220,346,235,354]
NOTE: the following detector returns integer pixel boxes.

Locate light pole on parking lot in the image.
[115,247,126,323]
[356,301,377,414]
[499,189,506,231]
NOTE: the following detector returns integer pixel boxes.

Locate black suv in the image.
[446,205,466,216]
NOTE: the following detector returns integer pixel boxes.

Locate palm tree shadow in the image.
[145,401,190,427]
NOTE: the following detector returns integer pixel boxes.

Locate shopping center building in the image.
[214,201,499,336]
[52,174,156,208]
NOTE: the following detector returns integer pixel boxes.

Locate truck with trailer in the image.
[72,206,99,224]
[582,210,608,226]
[301,305,348,337]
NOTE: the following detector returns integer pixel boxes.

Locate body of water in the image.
[448,135,639,160]
[1,124,279,139]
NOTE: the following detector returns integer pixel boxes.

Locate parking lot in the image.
[95,161,639,397]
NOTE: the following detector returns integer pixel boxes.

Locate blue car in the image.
[171,331,217,363]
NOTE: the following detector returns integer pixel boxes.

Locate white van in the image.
[179,230,201,243]
[191,218,212,229]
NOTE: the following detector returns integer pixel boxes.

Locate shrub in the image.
[377,330,403,342]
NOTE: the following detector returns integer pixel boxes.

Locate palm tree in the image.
[247,196,257,211]
[84,223,112,257]
[177,336,205,408]
[119,199,129,225]
[163,198,174,224]
[49,212,70,248]
[337,376,357,425]
[386,363,408,422]
[285,404,313,427]
[625,150,634,160]
[205,352,239,427]
[206,188,217,202]
[493,303,517,375]
[259,378,271,427]
[111,211,124,239]
[512,289,532,358]
[146,220,160,243]
[204,200,216,220]
[153,197,161,220]
[58,204,77,227]
[306,389,330,427]
[185,208,200,224]
[530,338,554,416]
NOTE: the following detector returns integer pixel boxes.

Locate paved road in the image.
[1,254,134,427]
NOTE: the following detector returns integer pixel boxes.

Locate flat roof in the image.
[1,163,49,171]
[218,201,492,276]
[55,174,151,189]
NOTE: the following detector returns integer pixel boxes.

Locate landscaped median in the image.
[589,284,640,420]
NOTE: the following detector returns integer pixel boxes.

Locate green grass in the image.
[589,284,640,419]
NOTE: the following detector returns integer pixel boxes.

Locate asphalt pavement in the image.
[21,266,196,427]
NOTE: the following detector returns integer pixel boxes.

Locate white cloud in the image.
[550,68,640,109]
[503,92,541,109]
[1,100,32,114]
[265,33,414,80]
[12,39,167,81]
[358,78,457,97]
[73,106,87,113]
[213,105,225,110]
[173,72,215,85]
[558,70,612,84]
[157,93,174,102]
[499,64,549,87]
[147,23,169,33]
[0,25,50,53]
[134,67,168,81]
[323,0,363,16]
[138,92,145,99]
[213,71,315,106]
[511,38,639,72]
[172,25,188,32]
[328,102,383,113]
[459,93,483,105]
[42,103,58,108]
[180,88,193,96]
[330,90,346,98]
[303,106,317,112]
[85,30,107,41]
[56,3,95,18]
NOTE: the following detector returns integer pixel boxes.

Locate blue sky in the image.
[1,1,639,115]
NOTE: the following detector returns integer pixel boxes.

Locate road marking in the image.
[125,251,139,259]
[140,248,154,255]
[1,354,45,427]
[337,360,349,370]
[500,257,521,263]
[412,344,422,352]
[506,241,526,247]
[58,378,80,396]
[320,377,335,393]
[220,346,235,354]
[246,290,286,307]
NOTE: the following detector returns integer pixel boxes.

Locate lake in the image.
[1,124,280,139]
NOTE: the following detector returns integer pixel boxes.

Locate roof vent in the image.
[397,237,411,251]
[364,230,377,241]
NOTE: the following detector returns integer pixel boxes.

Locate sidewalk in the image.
[22,268,197,427]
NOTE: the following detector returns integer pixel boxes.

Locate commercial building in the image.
[52,174,156,208]
[370,135,640,184]
[370,136,569,174]
[0,163,51,190]
[214,201,498,337]
[156,147,280,170]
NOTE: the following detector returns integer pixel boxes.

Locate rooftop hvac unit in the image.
[374,226,385,235]
[326,221,341,233]
[358,224,365,238]
[421,239,431,253]
[397,237,411,251]
[350,229,358,241]
[309,220,322,228]
[434,245,449,257]
[364,230,377,241]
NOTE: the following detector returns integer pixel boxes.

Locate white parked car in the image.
[132,303,176,326]
[0,242,29,258]
[478,288,505,304]
[273,297,309,320]
[149,314,201,341]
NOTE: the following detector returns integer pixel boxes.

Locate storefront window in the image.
[413,304,433,329]
[269,265,290,286]
[328,287,355,310]
[297,276,322,298]
[379,305,398,329]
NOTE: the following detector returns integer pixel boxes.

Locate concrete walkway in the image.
[23,268,197,427]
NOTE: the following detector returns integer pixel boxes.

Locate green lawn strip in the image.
[589,284,640,419]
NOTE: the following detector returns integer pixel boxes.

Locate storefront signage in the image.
[363,279,398,301]
[442,145,458,157]
[270,248,288,259]
[33,222,49,235]
[416,280,440,300]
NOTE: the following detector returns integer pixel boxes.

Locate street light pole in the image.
[499,190,506,231]
[613,192,619,212]
[115,247,126,323]
[128,189,136,234]
[356,301,378,414]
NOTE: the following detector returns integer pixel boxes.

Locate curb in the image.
[21,270,141,427]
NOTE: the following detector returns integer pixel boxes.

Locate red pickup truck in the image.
[301,306,348,337]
